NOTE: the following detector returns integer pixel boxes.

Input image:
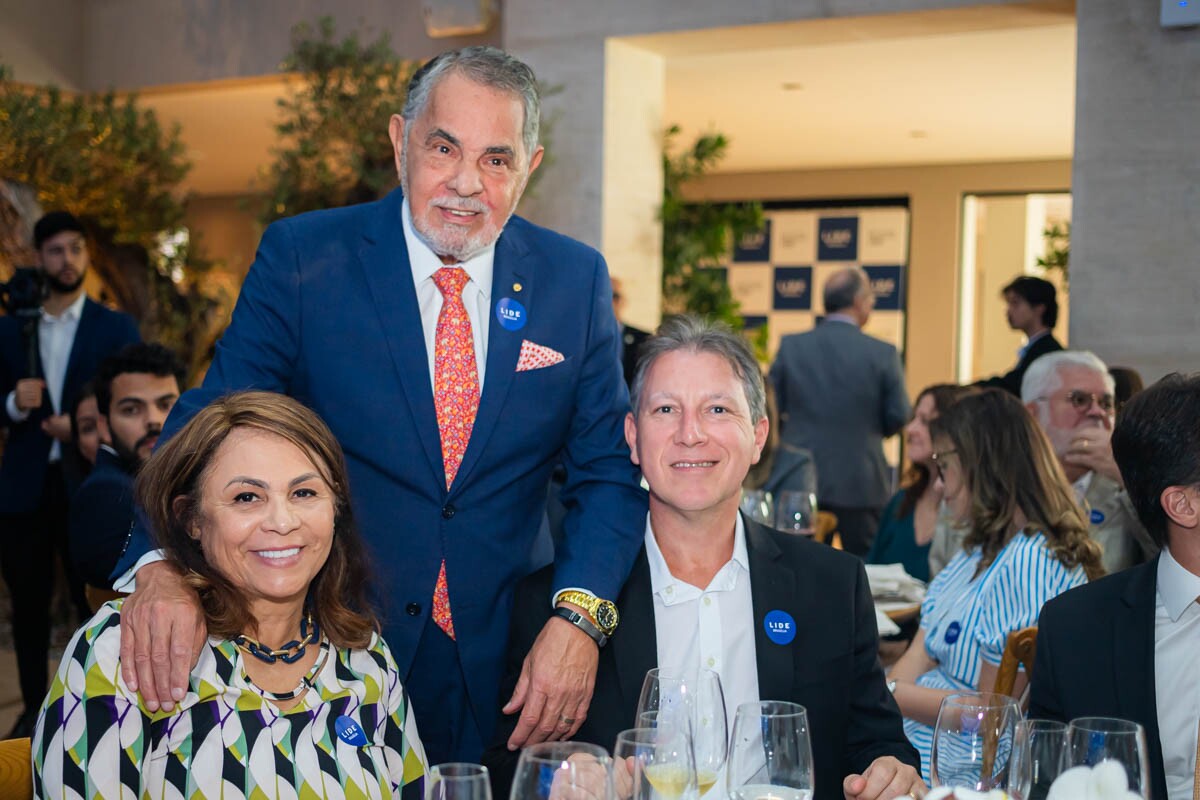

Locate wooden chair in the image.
[813,511,838,545]
[0,736,32,800]
[85,585,127,613]
[994,625,1038,701]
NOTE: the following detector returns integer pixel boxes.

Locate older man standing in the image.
[770,267,911,556]
[487,317,923,800]
[110,47,646,764]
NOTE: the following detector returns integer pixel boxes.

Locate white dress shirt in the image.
[1153,546,1200,800]
[5,292,86,462]
[401,198,494,389]
[645,513,760,746]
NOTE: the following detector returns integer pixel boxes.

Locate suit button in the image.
[406,603,422,616]
[442,504,456,519]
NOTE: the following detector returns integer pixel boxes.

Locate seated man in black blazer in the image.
[485,315,922,800]
[69,343,184,588]
[1030,372,1200,800]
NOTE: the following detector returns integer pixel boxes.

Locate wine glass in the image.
[930,692,1021,791]
[1065,717,1151,798]
[774,491,817,535]
[614,726,696,800]
[726,701,814,800]
[636,669,728,794]
[510,741,613,800]
[429,763,493,800]
[1007,720,1068,800]
[739,490,774,526]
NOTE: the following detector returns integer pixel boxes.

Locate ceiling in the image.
[139,3,1077,195]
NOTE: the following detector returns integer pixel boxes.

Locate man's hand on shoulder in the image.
[842,756,926,800]
[502,605,599,750]
[119,560,207,712]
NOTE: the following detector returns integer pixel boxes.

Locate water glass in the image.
[1064,717,1150,798]
[739,490,774,526]
[429,763,493,800]
[775,491,817,535]
[930,692,1021,791]
[726,701,814,800]
[510,741,613,800]
[1008,720,1068,800]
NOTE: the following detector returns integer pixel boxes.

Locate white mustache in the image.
[430,198,488,213]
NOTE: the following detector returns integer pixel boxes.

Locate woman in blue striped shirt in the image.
[887,389,1104,780]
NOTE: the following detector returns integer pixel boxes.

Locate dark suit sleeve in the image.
[70,475,135,588]
[1028,600,1067,722]
[844,559,921,773]
[111,221,301,579]
[481,573,553,800]
[879,347,910,437]
[975,367,1021,396]
[551,255,648,599]
[768,346,788,431]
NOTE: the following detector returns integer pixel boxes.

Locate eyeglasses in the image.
[1037,390,1116,413]
[930,449,957,481]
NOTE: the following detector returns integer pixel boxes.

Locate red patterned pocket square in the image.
[516,340,565,372]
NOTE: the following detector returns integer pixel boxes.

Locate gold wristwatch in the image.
[555,590,620,636]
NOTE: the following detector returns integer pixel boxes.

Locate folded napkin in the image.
[1047,761,1142,800]
[875,607,901,637]
[924,790,1009,800]
[865,563,927,602]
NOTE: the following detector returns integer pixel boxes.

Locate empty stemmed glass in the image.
[615,725,696,800]
[429,763,493,800]
[774,491,817,536]
[726,701,815,800]
[510,741,613,800]
[1064,717,1151,799]
[930,692,1021,791]
[636,669,728,794]
[1007,720,1068,800]
[739,490,774,526]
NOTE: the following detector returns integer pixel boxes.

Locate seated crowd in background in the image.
[885,389,1104,780]
[33,391,427,798]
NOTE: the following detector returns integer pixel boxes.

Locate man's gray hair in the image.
[630,315,767,423]
[402,46,541,160]
[823,267,869,313]
[1021,350,1115,403]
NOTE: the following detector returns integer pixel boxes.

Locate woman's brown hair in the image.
[135,391,378,647]
[929,388,1104,581]
[897,383,979,518]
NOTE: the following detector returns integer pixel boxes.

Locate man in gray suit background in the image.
[769,267,911,556]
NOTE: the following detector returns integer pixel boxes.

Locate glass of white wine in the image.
[726,701,814,800]
[615,725,697,800]
[636,668,728,795]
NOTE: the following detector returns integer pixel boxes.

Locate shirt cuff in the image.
[551,586,597,609]
[6,391,30,422]
[111,550,167,592]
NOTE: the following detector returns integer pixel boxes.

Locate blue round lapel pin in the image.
[944,621,962,645]
[335,715,369,747]
[763,610,797,646]
[496,297,527,331]
[1090,509,1105,525]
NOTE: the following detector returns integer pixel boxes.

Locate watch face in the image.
[594,601,619,633]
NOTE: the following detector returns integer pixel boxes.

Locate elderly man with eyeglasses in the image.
[931,351,1158,578]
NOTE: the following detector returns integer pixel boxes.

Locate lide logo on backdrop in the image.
[776,279,808,298]
[820,229,853,248]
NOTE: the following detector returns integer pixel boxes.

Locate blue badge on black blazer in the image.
[764,610,796,645]
[496,297,527,331]
[1090,509,1105,525]
[944,621,962,644]
[335,715,369,747]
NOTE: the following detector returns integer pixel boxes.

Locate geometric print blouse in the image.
[33,601,428,799]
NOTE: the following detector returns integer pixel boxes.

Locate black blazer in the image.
[1029,556,1166,799]
[975,332,1063,397]
[483,518,918,800]
[0,297,139,513]
[620,323,651,389]
[69,446,136,588]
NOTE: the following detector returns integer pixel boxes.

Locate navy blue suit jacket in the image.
[114,189,648,736]
[0,298,139,514]
[70,446,136,587]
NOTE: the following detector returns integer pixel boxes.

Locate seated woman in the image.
[888,389,1103,780]
[866,383,975,582]
[33,390,427,799]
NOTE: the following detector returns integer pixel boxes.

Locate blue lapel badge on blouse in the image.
[764,610,796,646]
[1090,509,1105,525]
[496,297,527,331]
[944,621,962,644]
[336,715,369,747]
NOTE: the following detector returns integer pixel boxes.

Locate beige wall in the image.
[685,159,1071,399]
[0,0,85,88]
[184,195,261,282]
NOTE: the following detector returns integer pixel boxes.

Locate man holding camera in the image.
[0,211,139,738]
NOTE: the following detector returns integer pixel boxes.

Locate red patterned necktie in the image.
[431,266,479,640]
